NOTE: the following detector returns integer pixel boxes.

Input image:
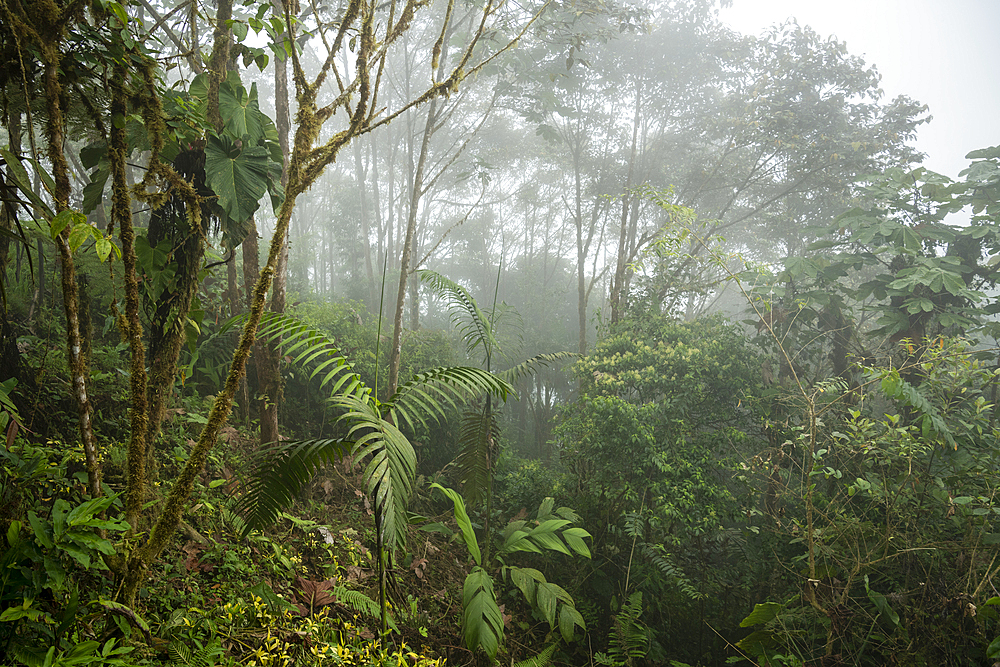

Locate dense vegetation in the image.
[1,0,1000,665]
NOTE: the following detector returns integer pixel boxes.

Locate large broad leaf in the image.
[204,133,269,224]
[218,76,267,145]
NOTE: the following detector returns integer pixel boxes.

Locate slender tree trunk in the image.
[110,61,150,529]
[388,97,439,396]
[610,78,641,325]
[42,43,101,498]
[259,0,292,448]
[574,145,587,356]
[242,220,260,420]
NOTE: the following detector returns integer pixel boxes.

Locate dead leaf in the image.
[295,577,337,608]
[345,565,372,583]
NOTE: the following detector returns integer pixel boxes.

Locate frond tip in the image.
[235,438,350,536]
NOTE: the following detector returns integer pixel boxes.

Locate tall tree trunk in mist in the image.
[388,96,439,396]
[258,0,293,448]
[610,79,642,325]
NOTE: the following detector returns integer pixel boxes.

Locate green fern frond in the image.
[641,543,702,600]
[512,643,558,667]
[168,638,223,667]
[456,404,499,508]
[333,585,396,629]
[235,438,350,535]
[498,351,576,384]
[608,592,648,666]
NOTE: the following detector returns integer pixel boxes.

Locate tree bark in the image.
[258,0,292,448]
[388,96,439,396]
[110,60,150,529]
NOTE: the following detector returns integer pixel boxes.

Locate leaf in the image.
[98,600,151,643]
[82,168,109,215]
[559,604,585,641]
[430,483,481,566]
[462,567,503,659]
[561,527,592,558]
[739,601,784,627]
[204,133,270,224]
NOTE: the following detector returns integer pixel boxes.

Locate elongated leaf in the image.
[430,483,481,566]
[235,438,351,535]
[463,567,503,659]
[333,394,415,552]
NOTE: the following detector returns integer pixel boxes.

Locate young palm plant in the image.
[417,269,573,544]
[235,311,514,635]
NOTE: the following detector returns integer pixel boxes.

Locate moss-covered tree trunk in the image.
[33,13,102,499]
[110,59,150,530]
[258,0,293,449]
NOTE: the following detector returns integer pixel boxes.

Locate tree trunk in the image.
[110,60,150,529]
[258,0,292,449]
[609,78,641,325]
[388,97,439,396]
[42,45,101,498]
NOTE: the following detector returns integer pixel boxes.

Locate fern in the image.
[512,643,558,667]
[168,638,223,667]
[640,543,703,601]
[598,592,648,667]
[334,585,396,629]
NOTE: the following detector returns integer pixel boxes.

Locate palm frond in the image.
[235,438,350,535]
[418,269,500,360]
[498,351,577,385]
[254,311,368,399]
[331,394,416,552]
[455,404,498,509]
[386,366,515,431]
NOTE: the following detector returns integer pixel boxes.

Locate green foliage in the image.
[594,592,648,667]
[432,485,590,660]
[463,567,504,660]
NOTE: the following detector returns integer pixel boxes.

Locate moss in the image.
[110,59,149,531]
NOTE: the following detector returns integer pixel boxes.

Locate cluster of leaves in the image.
[555,313,765,663]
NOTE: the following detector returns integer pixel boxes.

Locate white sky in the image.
[719,0,1000,180]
